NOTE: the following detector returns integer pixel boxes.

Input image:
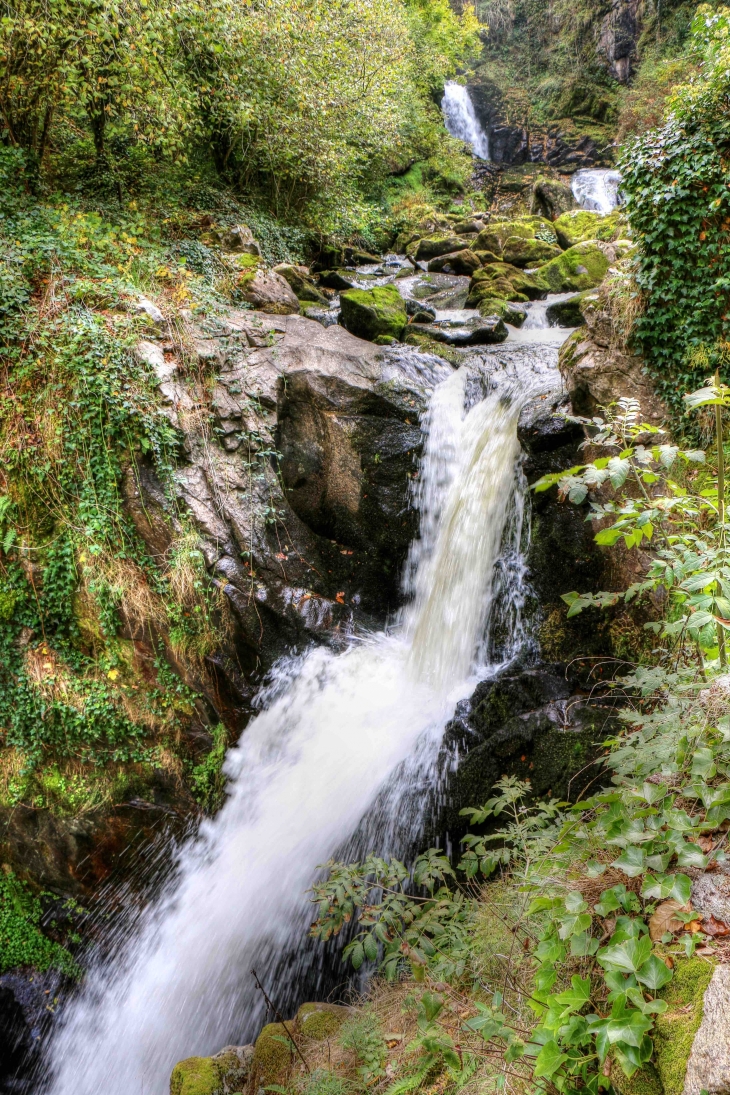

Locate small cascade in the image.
[442,81,490,160]
[43,360,557,1095]
[571,168,622,213]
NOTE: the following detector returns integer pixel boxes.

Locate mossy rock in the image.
[474,217,557,256]
[252,1022,293,1084]
[339,284,407,342]
[553,209,621,249]
[545,291,594,327]
[297,1002,351,1040]
[531,177,577,220]
[533,241,611,293]
[412,235,469,262]
[502,236,562,269]
[170,1056,222,1095]
[653,956,715,1095]
[475,297,527,326]
[426,249,481,276]
[470,262,545,302]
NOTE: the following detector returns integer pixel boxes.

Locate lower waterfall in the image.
[441,82,490,160]
[43,360,551,1095]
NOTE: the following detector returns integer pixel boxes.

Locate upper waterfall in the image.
[441,81,490,160]
[571,168,622,213]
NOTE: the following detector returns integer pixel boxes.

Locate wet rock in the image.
[169,1047,252,1095]
[534,241,614,294]
[531,177,577,220]
[545,294,587,327]
[240,270,300,315]
[426,249,481,276]
[476,298,527,326]
[409,310,435,324]
[339,285,407,342]
[302,305,339,329]
[317,269,357,291]
[405,300,435,320]
[468,263,547,304]
[408,317,507,345]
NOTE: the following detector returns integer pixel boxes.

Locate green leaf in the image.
[597,935,652,974]
[636,955,674,991]
[613,847,646,877]
[533,1040,568,1078]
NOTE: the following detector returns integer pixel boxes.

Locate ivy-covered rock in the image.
[339,284,407,342]
[426,249,481,275]
[553,209,621,249]
[534,241,613,293]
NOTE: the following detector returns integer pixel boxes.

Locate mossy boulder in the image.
[502,235,562,269]
[318,269,357,291]
[653,957,715,1095]
[474,217,557,257]
[553,209,621,249]
[426,249,481,276]
[170,1056,222,1095]
[412,235,469,262]
[469,262,546,303]
[531,177,577,220]
[339,284,407,342]
[533,241,612,294]
[545,291,594,327]
[476,297,527,326]
[274,264,328,305]
[252,1022,294,1084]
[297,1002,352,1040]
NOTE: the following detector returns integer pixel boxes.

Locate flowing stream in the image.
[571,168,622,213]
[44,353,556,1095]
[442,82,490,160]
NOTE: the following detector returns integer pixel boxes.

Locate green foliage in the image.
[0,869,77,976]
[190,724,227,812]
[619,6,730,418]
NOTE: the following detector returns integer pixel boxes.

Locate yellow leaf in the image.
[107,669,119,681]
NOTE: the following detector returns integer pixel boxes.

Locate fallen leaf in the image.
[107,669,119,681]
[702,914,730,938]
[335,592,346,604]
[684,919,703,934]
[664,955,674,969]
[649,900,692,941]
[698,836,715,853]
[696,945,716,955]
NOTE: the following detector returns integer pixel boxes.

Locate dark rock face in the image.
[466,79,610,170]
[0,970,66,1093]
[599,0,641,83]
[436,666,618,834]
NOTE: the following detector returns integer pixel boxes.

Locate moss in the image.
[534,241,611,293]
[476,297,526,326]
[339,285,406,342]
[554,210,621,250]
[502,235,562,268]
[612,1060,664,1095]
[653,957,715,1095]
[470,262,544,302]
[297,1003,351,1041]
[253,1021,294,1083]
[169,1056,222,1095]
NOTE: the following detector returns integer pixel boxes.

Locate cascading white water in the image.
[44,363,545,1095]
[571,168,622,213]
[442,81,490,160]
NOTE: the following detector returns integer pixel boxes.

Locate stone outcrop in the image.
[598,0,642,83]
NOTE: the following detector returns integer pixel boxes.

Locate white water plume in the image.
[44,364,542,1095]
[442,82,490,160]
[571,168,622,214]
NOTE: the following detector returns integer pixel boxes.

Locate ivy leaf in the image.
[533,1039,568,1078]
[636,954,674,991]
[597,935,652,974]
[605,1004,654,1048]
[613,847,646,877]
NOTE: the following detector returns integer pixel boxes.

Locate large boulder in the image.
[553,209,622,249]
[220,224,260,256]
[534,241,613,293]
[412,235,470,262]
[407,316,508,345]
[545,292,590,327]
[252,1023,292,1085]
[427,249,481,276]
[339,284,407,342]
[240,270,300,314]
[530,177,577,220]
[468,262,547,304]
[297,1002,352,1040]
[501,236,562,268]
[169,1047,251,1095]
[476,297,527,325]
[474,217,558,257]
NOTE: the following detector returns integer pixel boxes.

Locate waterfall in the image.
[442,82,490,160]
[571,168,622,213]
[43,362,548,1095]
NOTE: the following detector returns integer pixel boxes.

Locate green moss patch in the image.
[653,957,715,1095]
[534,241,611,293]
[169,1056,222,1095]
[253,1021,294,1083]
[339,285,407,342]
